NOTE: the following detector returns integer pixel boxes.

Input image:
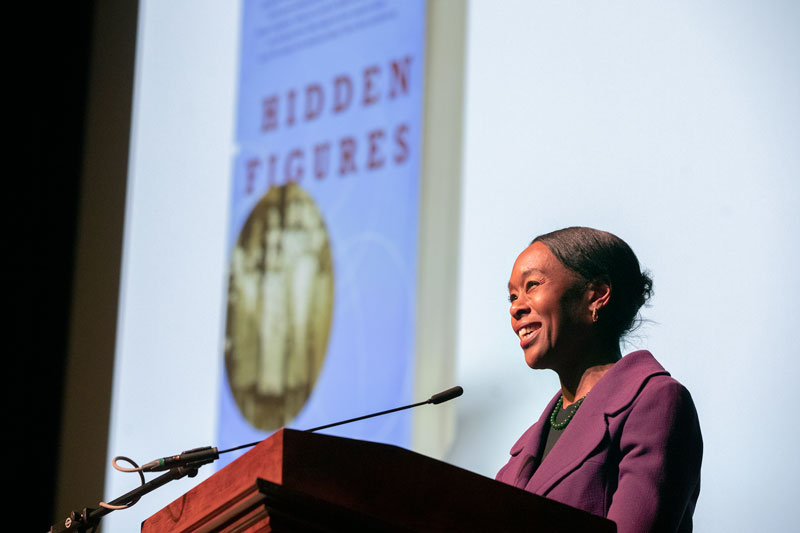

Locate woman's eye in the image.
[526,281,540,290]
[508,294,517,303]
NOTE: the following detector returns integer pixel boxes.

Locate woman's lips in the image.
[517,322,541,348]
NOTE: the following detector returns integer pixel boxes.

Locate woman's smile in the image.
[516,322,542,348]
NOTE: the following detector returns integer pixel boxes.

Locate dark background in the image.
[12,2,104,530]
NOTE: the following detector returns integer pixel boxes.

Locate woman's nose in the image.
[510,298,529,320]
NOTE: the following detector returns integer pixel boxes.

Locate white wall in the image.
[450,2,800,531]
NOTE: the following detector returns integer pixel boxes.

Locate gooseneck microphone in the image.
[131,386,464,466]
[305,385,464,433]
[50,386,463,532]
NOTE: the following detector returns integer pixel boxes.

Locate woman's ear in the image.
[587,280,611,317]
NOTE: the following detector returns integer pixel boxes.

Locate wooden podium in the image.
[141,429,615,532]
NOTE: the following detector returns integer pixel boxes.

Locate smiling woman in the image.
[496,227,702,533]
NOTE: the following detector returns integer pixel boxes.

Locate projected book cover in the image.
[217,0,426,466]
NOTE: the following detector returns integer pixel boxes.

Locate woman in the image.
[496,227,702,532]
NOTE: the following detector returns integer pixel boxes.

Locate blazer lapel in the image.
[524,397,609,496]
[509,392,560,489]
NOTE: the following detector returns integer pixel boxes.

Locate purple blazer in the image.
[496,351,702,532]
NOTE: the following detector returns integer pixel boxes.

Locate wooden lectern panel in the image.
[142,429,615,532]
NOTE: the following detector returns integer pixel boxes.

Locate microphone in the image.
[305,385,464,433]
[428,385,463,404]
[139,446,220,472]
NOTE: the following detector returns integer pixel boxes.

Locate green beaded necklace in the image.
[549,395,586,431]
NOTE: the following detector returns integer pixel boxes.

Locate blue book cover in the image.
[217,0,427,468]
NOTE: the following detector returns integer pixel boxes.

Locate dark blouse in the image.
[540,397,582,463]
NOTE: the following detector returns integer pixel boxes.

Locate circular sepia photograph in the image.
[225,183,334,430]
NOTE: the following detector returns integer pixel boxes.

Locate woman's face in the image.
[508,242,588,371]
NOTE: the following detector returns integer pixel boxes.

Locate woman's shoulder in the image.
[616,357,701,443]
[590,350,697,419]
[632,371,699,425]
[623,351,696,407]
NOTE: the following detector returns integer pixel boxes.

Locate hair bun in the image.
[532,227,652,340]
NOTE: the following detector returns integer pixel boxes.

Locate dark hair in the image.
[532,227,653,341]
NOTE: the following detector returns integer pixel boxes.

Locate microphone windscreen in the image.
[428,386,464,405]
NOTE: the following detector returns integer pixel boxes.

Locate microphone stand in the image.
[49,386,463,532]
[49,459,213,533]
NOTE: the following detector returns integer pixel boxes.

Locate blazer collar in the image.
[508,391,560,489]
[524,350,670,495]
